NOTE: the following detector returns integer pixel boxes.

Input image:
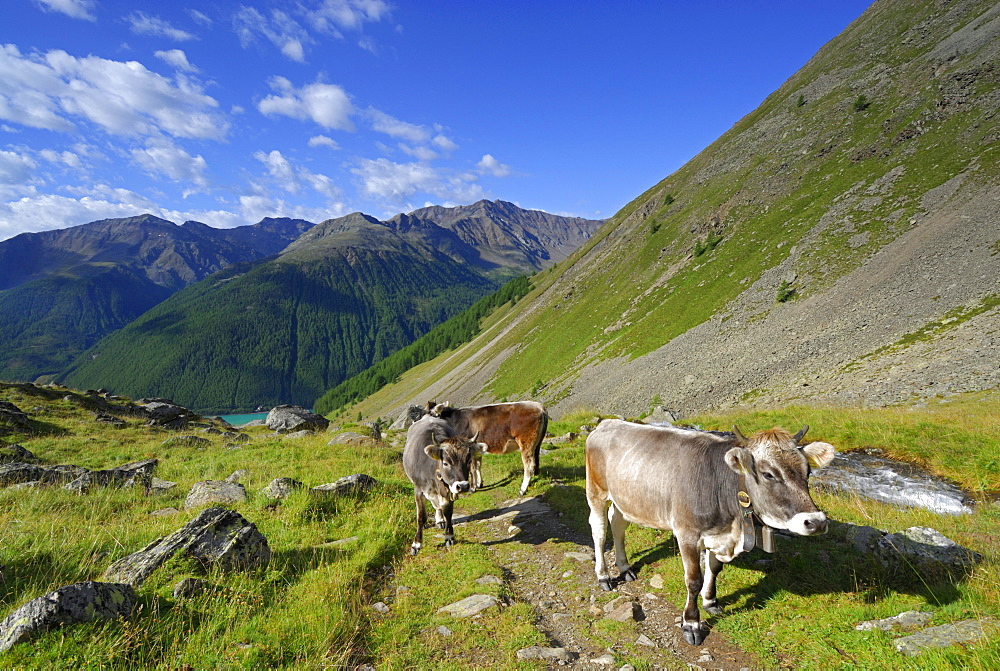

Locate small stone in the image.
[856,610,935,631]
[371,602,390,613]
[619,665,636,671]
[698,653,715,662]
[562,571,573,578]
[475,575,502,585]
[149,507,181,516]
[588,605,603,616]
[564,551,594,563]
[437,594,498,618]
[605,601,641,622]
[636,633,656,647]
[516,646,574,661]
[438,625,453,637]
[591,653,615,666]
[507,525,520,535]
[649,574,664,589]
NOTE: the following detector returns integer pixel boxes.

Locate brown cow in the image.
[428,400,548,496]
[585,419,835,645]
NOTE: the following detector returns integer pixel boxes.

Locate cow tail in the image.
[533,410,549,475]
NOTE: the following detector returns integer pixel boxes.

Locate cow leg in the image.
[700,549,725,615]
[587,497,613,590]
[678,536,708,645]
[434,507,446,529]
[608,502,636,582]
[470,454,482,492]
[412,491,427,555]
[442,500,456,547]
[517,440,535,496]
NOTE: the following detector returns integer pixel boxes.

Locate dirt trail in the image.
[453,495,759,670]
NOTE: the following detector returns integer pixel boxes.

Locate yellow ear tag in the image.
[738,491,752,508]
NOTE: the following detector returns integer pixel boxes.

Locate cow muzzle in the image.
[449,480,470,496]
[786,511,828,536]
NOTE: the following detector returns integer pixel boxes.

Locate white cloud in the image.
[306,0,391,35]
[131,139,209,189]
[235,7,312,63]
[127,12,197,42]
[301,169,341,199]
[399,143,438,161]
[38,148,82,169]
[254,149,299,192]
[308,134,340,149]
[238,193,345,224]
[476,153,511,177]
[155,49,197,72]
[0,45,228,140]
[0,189,160,241]
[189,9,213,27]
[366,107,429,143]
[34,0,95,21]
[352,157,439,202]
[258,77,354,131]
[0,149,37,184]
[432,134,458,152]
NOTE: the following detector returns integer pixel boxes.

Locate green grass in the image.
[3,384,1000,667]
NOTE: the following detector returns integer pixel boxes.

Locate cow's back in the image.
[587,420,733,530]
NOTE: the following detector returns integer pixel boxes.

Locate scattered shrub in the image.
[694,234,723,257]
[777,280,797,302]
[853,94,871,112]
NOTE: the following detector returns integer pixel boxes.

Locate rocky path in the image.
[452,495,758,670]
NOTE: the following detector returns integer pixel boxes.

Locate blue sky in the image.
[0,0,873,240]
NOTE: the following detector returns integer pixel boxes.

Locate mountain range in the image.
[0,201,602,412]
[347,0,1000,421]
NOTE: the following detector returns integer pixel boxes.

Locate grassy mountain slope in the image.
[0,215,313,381]
[61,246,496,413]
[349,0,1000,421]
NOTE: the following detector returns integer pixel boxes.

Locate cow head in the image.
[428,401,454,419]
[424,434,485,499]
[724,425,835,536]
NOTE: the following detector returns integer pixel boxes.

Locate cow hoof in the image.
[436,522,447,530]
[410,546,420,556]
[621,568,637,582]
[704,602,723,616]
[682,622,707,646]
[598,578,613,591]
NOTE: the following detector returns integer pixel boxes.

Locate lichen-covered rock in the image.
[185,480,247,509]
[266,405,329,433]
[173,577,213,600]
[64,459,158,494]
[0,581,135,652]
[894,618,997,656]
[311,473,377,497]
[0,444,37,464]
[877,526,983,582]
[161,435,211,448]
[327,432,375,447]
[0,401,31,434]
[137,398,198,429]
[102,507,270,586]
[261,477,304,500]
[1,462,88,487]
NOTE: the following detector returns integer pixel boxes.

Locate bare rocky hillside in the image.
[363,0,1000,421]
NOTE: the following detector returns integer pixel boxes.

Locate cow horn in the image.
[732,425,747,445]
[793,425,810,443]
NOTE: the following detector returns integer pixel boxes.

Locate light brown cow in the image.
[585,419,835,645]
[428,400,548,496]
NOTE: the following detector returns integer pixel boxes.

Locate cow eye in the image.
[762,471,776,481]
[443,461,451,468]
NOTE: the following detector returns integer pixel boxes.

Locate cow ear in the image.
[724,447,755,476]
[424,444,443,461]
[800,441,835,469]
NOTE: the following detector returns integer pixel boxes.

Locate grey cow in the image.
[403,415,485,555]
[585,420,835,645]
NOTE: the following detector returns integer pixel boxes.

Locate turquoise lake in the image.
[217,412,268,426]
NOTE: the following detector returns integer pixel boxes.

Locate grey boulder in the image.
[102,507,271,586]
[0,581,135,652]
[266,405,329,433]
